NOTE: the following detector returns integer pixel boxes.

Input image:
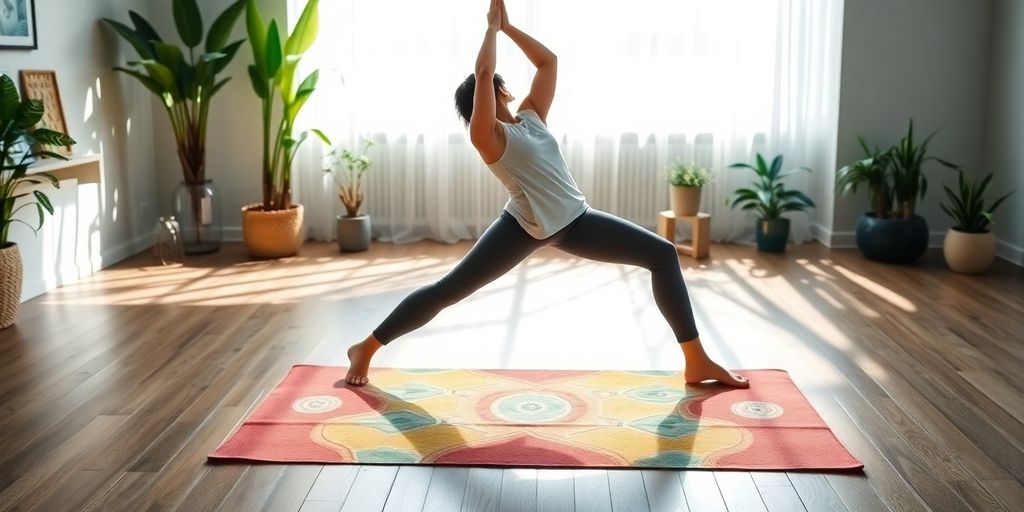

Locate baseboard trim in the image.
[996,239,1024,267]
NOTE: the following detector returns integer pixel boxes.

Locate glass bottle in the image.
[153,216,185,266]
[172,179,222,254]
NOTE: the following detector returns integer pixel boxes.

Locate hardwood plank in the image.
[750,472,790,488]
[980,479,1024,512]
[498,468,538,512]
[536,469,574,512]
[758,485,805,512]
[382,466,434,512]
[306,466,359,503]
[461,468,503,512]
[260,465,324,512]
[608,469,650,512]
[218,465,287,512]
[339,465,400,512]
[678,472,727,512]
[421,467,470,512]
[573,470,612,512]
[642,470,689,512]
[785,473,847,512]
[300,500,342,512]
[713,472,767,512]
[823,474,889,512]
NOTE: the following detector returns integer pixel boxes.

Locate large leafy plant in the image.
[836,137,892,218]
[246,0,328,211]
[890,120,943,219]
[940,169,1014,234]
[0,74,76,246]
[728,154,815,220]
[103,0,247,186]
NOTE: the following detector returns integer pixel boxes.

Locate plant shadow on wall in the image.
[0,73,76,329]
[104,0,248,255]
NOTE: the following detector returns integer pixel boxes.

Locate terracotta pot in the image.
[0,243,22,329]
[669,185,702,216]
[241,203,304,259]
[943,228,996,274]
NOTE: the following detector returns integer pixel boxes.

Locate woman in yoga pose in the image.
[344,0,748,389]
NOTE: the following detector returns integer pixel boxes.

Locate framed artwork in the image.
[0,0,36,50]
[19,69,72,156]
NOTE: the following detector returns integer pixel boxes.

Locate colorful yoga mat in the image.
[210,366,862,470]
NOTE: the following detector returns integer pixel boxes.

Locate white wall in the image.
[829,0,994,248]
[2,0,156,300]
[986,0,1024,265]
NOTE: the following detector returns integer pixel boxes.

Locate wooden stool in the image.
[656,211,710,259]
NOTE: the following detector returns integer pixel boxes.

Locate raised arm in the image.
[469,0,503,160]
[500,1,557,123]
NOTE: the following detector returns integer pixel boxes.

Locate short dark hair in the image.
[454,73,506,127]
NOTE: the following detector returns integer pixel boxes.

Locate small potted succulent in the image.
[728,153,815,253]
[940,169,1014,274]
[667,160,712,216]
[324,138,375,252]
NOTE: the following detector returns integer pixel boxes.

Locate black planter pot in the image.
[756,218,790,253]
[855,213,929,263]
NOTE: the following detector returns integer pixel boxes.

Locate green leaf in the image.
[114,66,167,97]
[152,42,187,94]
[295,69,318,96]
[247,65,268,99]
[173,0,204,48]
[265,20,283,79]
[206,0,246,52]
[213,39,245,74]
[141,60,177,95]
[31,128,76,148]
[0,74,19,120]
[102,18,154,59]
[33,190,54,215]
[285,0,320,55]
[15,99,44,130]
[309,128,331,146]
[246,0,267,74]
[129,10,162,44]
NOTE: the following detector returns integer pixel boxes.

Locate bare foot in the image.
[680,338,750,388]
[684,358,749,388]
[345,337,383,386]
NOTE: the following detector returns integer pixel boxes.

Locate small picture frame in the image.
[0,0,37,50]
[19,69,72,156]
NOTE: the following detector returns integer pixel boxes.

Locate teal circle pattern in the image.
[490,393,572,422]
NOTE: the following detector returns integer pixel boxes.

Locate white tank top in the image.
[485,110,589,239]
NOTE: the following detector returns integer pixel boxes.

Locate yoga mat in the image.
[210,366,862,470]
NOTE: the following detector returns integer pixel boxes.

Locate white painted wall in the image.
[2,0,156,300]
[829,0,994,248]
[986,0,1024,265]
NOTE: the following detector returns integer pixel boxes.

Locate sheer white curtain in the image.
[293,0,844,244]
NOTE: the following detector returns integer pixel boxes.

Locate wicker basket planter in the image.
[241,204,305,259]
[1,243,23,329]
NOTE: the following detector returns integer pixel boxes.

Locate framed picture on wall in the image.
[19,70,72,156]
[0,0,37,49]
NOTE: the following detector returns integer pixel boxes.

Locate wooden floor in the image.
[0,240,1022,512]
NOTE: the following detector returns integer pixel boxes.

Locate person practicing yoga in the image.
[344,0,748,389]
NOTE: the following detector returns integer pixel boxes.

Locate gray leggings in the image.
[373,208,699,344]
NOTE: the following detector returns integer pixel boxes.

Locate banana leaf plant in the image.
[1,74,76,246]
[103,0,246,188]
[728,154,815,220]
[246,0,329,211]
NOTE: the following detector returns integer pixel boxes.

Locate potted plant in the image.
[839,120,949,263]
[940,169,1014,274]
[728,153,815,253]
[104,0,247,255]
[324,139,375,252]
[241,0,327,258]
[667,160,712,216]
[0,74,76,329]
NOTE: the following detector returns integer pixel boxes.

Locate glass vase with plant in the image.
[103,0,247,254]
[728,153,814,252]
